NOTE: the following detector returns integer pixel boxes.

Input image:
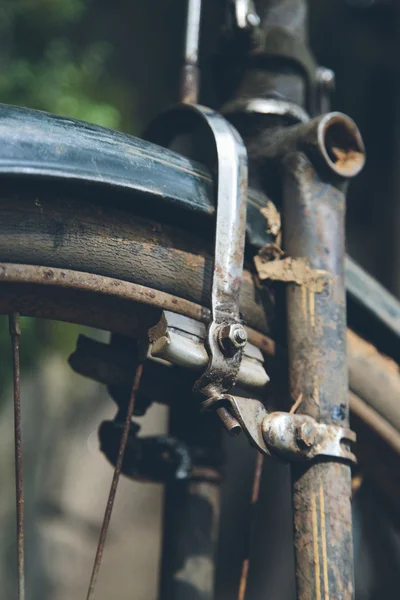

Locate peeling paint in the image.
[254,255,330,293]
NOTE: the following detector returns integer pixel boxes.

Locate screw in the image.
[296,422,315,449]
[246,12,260,27]
[316,67,336,114]
[218,324,248,355]
[316,67,336,91]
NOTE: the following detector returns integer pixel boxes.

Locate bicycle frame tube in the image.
[284,152,354,599]
[215,1,362,598]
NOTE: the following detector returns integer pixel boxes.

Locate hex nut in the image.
[218,324,248,355]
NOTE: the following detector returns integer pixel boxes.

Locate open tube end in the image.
[318,112,366,178]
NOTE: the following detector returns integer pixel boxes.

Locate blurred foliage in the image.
[0,38,121,128]
[0,0,123,128]
[0,0,131,391]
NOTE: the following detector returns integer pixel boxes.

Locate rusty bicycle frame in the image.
[155,1,376,598]
[1,1,400,599]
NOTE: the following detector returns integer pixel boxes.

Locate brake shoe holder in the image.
[147,104,356,461]
[146,104,249,429]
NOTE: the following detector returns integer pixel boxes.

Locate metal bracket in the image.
[204,395,356,464]
[223,97,310,125]
[262,412,356,464]
[147,104,250,425]
[148,310,269,392]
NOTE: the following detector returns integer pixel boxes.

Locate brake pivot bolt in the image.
[218,324,248,354]
[296,422,315,449]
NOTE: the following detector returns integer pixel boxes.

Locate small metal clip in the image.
[204,395,357,465]
[262,412,356,464]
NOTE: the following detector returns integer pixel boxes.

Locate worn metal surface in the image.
[315,67,335,115]
[262,412,356,463]
[159,402,223,600]
[0,262,274,353]
[147,104,250,430]
[223,97,309,125]
[1,261,399,429]
[1,260,399,444]
[245,111,365,178]
[203,395,356,464]
[9,313,25,600]
[0,111,396,350]
[203,395,270,455]
[215,0,313,113]
[180,0,202,103]
[149,311,269,391]
[283,148,358,599]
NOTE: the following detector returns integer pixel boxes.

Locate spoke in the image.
[9,313,25,600]
[86,363,143,600]
[238,452,263,600]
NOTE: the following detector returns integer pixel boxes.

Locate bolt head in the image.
[246,12,260,27]
[296,422,315,449]
[218,324,248,354]
[316,66,336,91]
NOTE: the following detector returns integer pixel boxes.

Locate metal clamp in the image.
[147,104,251,433]
[148,310,269,391]
[223,97,310,125]
[203,395,356,464]
[262,412,356,463]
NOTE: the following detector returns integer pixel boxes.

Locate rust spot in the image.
[330,147,364,175]
[43,269,54,280]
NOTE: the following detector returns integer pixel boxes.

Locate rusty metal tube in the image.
[249,112,366,179]
[159,478,220,600]
[158,406,222,600]
[283,118,365,598]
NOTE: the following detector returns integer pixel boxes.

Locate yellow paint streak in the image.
[238,559,249,600]
[309,290,315,328]
[319,486,330,600]
[312,492,322,600]
[301,285,307,321]
[314,374,320,405]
